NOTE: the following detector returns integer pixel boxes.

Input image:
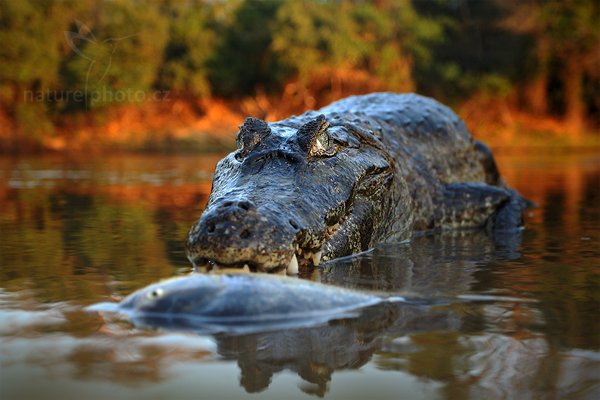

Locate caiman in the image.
[186,93,529,274]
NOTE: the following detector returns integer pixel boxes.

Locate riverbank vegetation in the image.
[1,0,598,153]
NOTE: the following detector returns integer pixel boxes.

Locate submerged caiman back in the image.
[187,93,528,274]
[319,93,508,232]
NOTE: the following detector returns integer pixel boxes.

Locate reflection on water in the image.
[212,302,457,397]
[0,153,599,399]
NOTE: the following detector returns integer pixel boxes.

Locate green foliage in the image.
[0,0,598,149]
[541,0,600,98]
[270,1,371,75]
[156,1,214,98]
[412,0,529,101]
[0,0,85,147]
[208,0,282,96]
[362,0,443,90]
[0,0,60,89]
[62,0,168,109]
[541,0,600,61]
[270,0,440,93]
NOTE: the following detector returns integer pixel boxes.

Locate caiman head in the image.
[186,113,395,274]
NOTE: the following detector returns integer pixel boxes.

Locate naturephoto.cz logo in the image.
[23,20,169,106]
[24,87,170,104]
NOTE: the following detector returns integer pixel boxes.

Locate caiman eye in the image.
[235,117,271,160]
[298,115,337,158]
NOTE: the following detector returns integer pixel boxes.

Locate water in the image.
[0,152,599,400]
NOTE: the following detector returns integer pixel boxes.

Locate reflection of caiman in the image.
[214,302,456,396]
[186,93,529,274]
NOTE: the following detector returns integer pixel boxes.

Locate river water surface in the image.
[0,152,599,399]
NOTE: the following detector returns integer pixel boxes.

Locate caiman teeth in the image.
[287,254,299,275]
[312,250,322,266]
[208,265,252,274]
[190,239,326,275]
[294,248,322,267]
[192,258,256,274]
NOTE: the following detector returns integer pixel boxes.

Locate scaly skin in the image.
[186,93,528,273]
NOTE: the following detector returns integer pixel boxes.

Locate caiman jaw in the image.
[189,258,287,275]
[279,210,349,274]
[187,211,350,275]
[291,212,348,271]
[186,250,292,275]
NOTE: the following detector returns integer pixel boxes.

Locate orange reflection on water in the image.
[496,153,600,232]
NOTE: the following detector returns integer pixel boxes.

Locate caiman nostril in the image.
[238,201,251,211]
[222,201,233,207]
[240,229,251,239]
[289,219,299,230]
[207,222,215,233]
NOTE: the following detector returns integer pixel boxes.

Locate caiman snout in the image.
[186,199,297,273]
[202,200,257,240]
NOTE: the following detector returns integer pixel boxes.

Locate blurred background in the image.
[0,0,598,153]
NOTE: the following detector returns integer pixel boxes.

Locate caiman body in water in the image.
[186,93,528,273]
